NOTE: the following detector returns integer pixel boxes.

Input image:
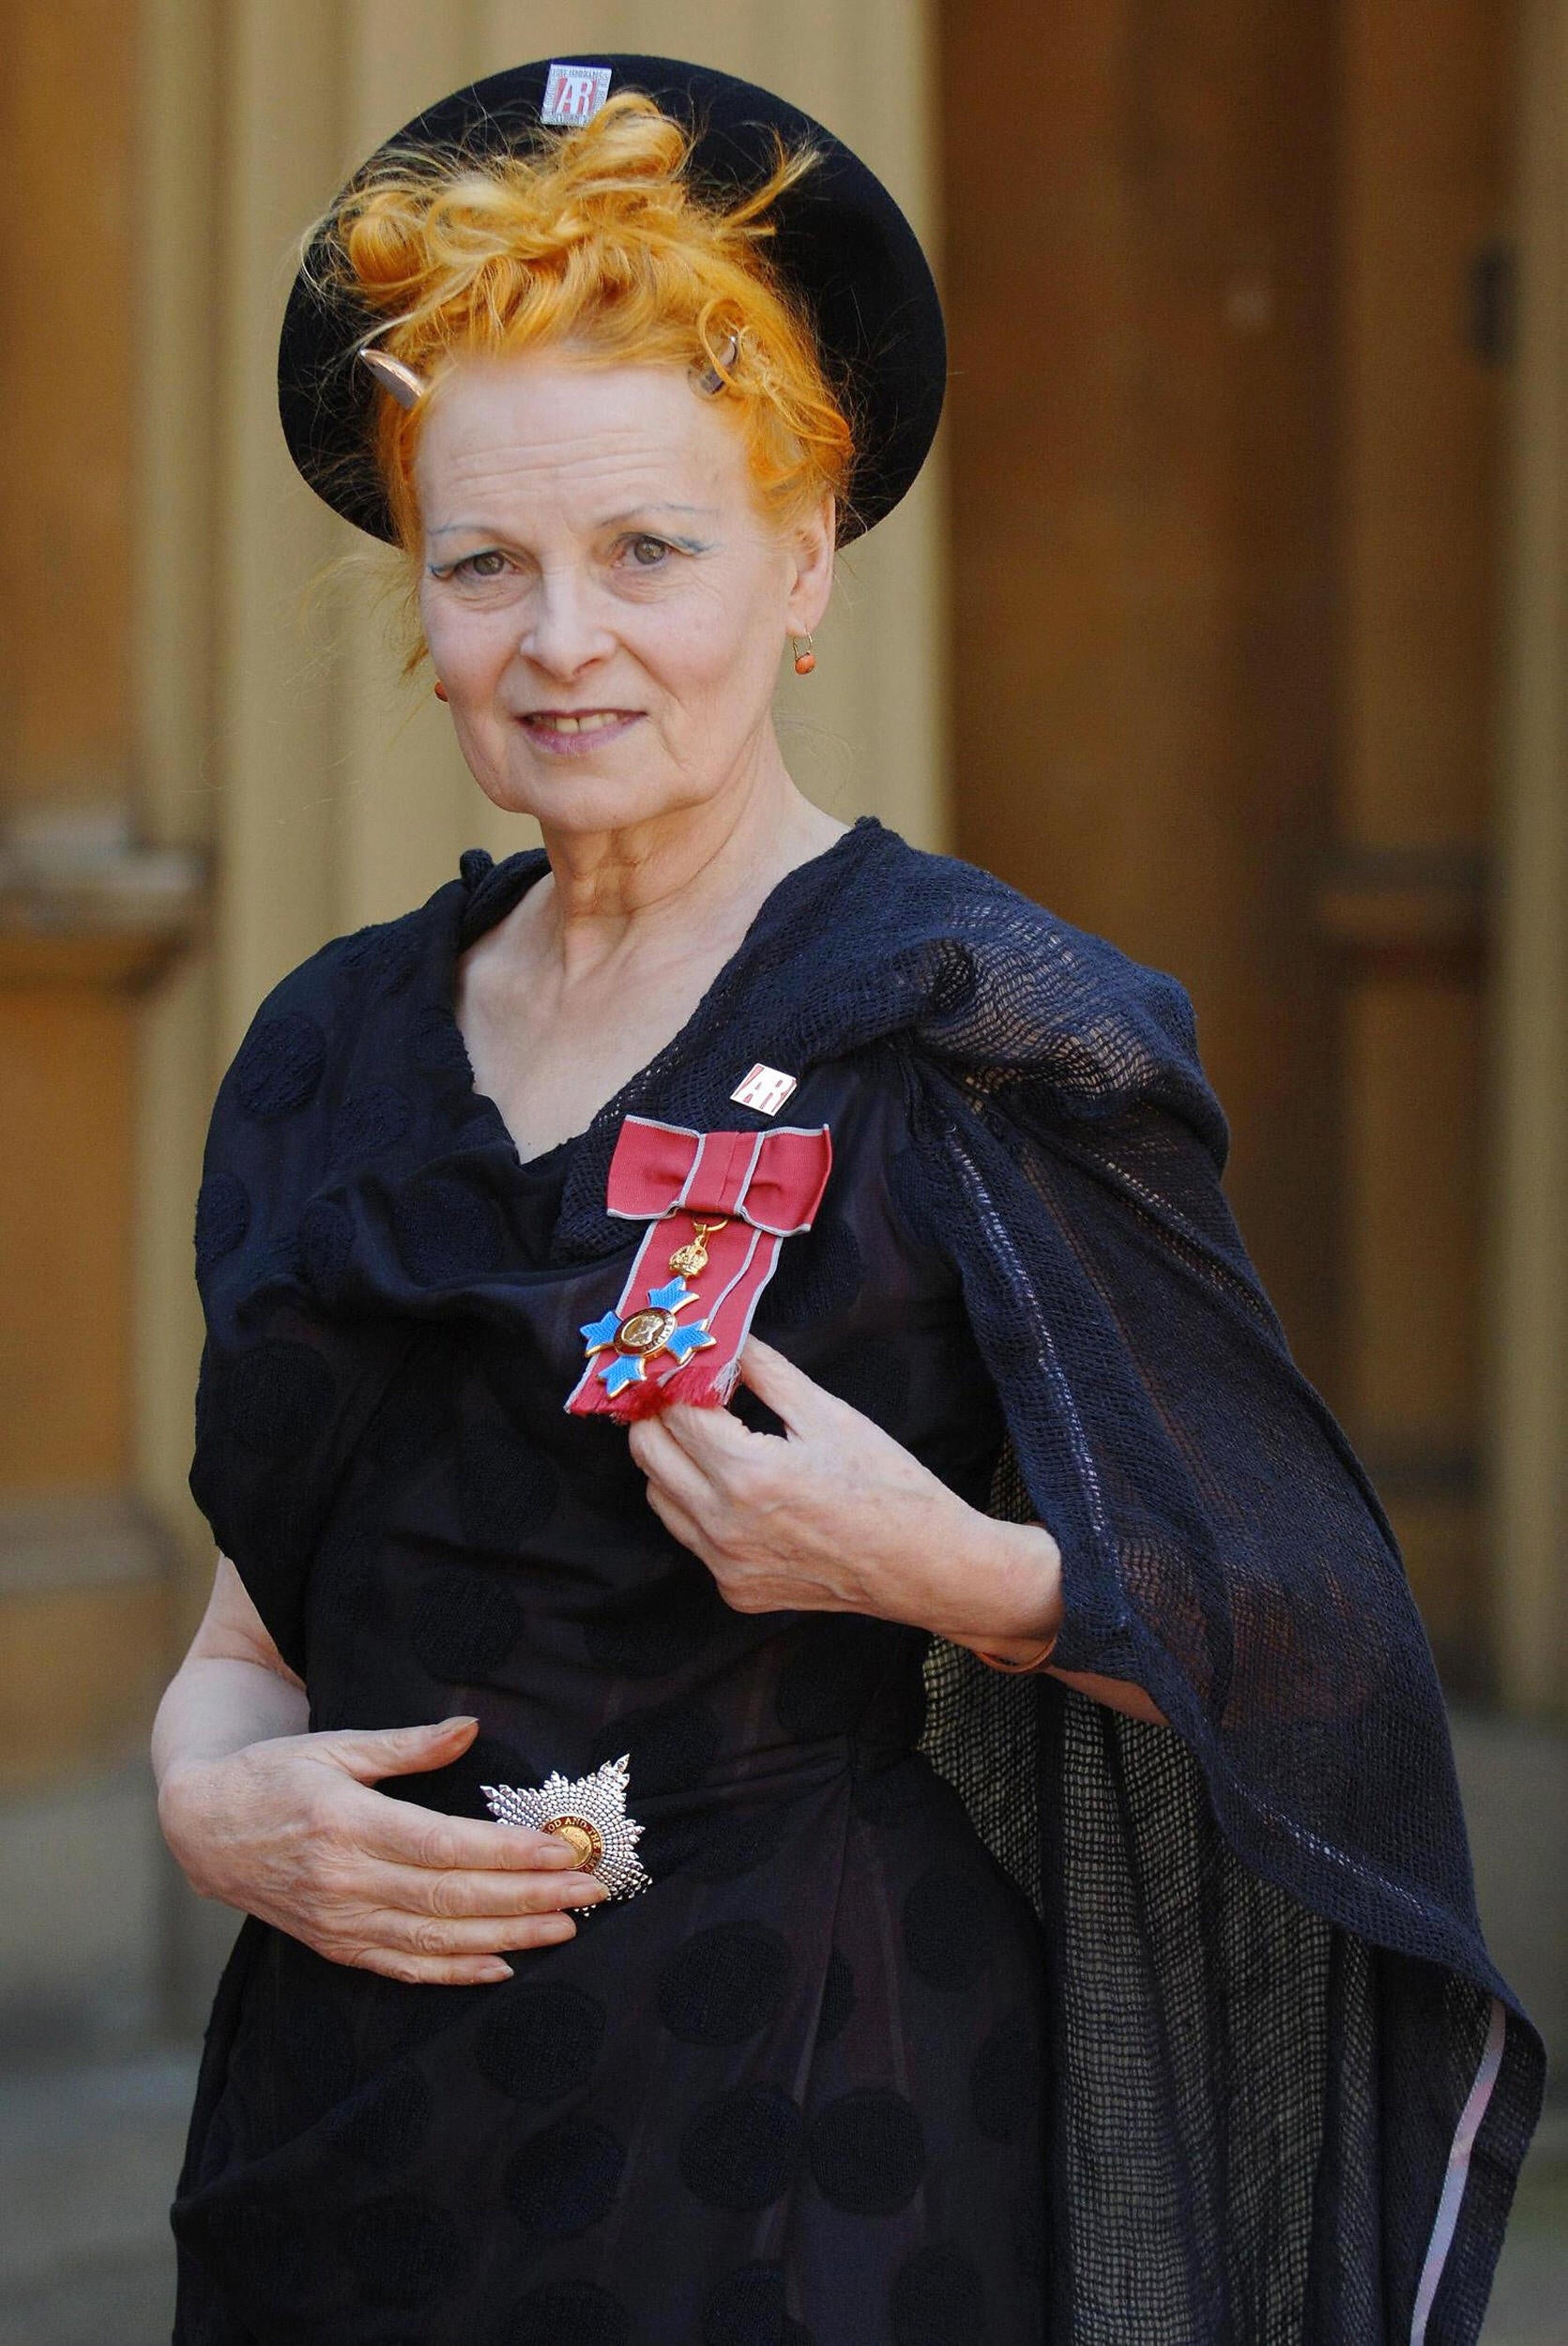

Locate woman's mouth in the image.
[517,708,644,756]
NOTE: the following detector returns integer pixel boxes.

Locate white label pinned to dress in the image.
[541,63,612,126]
[730,1063,799,1116]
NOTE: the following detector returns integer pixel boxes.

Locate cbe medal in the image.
[576,1219,727,1402]
[566,1116,833,1423]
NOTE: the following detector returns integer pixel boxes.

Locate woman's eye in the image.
[625,536,672,569]
[449,551,510,581]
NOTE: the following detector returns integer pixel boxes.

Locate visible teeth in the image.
[531,710,621,734]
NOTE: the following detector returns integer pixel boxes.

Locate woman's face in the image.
[413,351,833,837]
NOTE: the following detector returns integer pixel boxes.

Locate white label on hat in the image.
[541,64,612,127]
[730,1064,799,1116]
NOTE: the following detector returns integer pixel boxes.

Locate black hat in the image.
[276,53,947,546]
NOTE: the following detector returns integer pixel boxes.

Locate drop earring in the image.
[792,633,816,676]
[434,679,449,702]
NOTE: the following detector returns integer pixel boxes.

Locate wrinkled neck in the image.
[532,752,845,991]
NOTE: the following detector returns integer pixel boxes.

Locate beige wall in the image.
[134,0,949,1611]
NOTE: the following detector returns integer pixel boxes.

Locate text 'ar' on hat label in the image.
[542,64,612,127]
[730,1064,799,1117]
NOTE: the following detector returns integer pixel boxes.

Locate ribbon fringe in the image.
[601,1354,742,1423]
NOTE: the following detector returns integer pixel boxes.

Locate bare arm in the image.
[152,1554,608,1985]
[151,1553,310,1790]
[940,1522,1169,1727]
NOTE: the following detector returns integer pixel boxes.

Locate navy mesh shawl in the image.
[193,815,1544,2340]
[818,820,1544,2342]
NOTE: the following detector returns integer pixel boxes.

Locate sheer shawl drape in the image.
[894,943,1542,2341]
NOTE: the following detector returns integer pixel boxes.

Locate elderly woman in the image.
[152,54,1539,2346]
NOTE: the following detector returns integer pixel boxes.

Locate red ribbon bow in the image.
[604,1117,832,1233]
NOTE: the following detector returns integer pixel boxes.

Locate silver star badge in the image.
[480,1752,652,1910]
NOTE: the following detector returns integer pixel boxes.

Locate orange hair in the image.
[304,93,858,561]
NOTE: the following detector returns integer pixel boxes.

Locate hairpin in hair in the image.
[691,328,742,397]
[358,346,427,410]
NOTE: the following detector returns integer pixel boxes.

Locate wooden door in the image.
[939,0,1514,1683]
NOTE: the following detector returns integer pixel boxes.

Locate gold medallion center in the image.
[541,1812,604,1869]
[617,1305,677,1355]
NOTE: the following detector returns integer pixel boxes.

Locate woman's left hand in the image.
[626,1335,1061,1649]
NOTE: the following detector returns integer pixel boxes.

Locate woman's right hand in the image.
[157,1714,609,1985]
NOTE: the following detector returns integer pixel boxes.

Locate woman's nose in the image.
[517,571,616,678]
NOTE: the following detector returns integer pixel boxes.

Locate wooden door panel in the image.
[940,0,1340,1388]
[940,0,1511,1679]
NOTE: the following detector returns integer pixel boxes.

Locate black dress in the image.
[175,816,1542,2342]
[172,835,1049,2345]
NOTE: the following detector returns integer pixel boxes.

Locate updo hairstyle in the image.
[303,92,857,561]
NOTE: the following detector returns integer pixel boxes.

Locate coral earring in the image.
[433,679,449,702]
[792,636,816,676]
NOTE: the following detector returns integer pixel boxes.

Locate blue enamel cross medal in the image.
[578,1229,723,1399]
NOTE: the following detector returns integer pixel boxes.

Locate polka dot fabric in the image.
[173,838,1043,2340]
